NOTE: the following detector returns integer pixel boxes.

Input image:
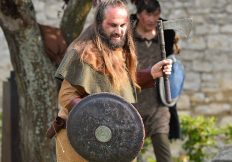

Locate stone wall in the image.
[1,0,232,128]
[159,0,232,126]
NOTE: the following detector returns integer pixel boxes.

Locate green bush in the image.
[181,115,220,161]
[221,124,232,142]
[181,115,232,162]
[140,137,152,154]
[140,115,232,162]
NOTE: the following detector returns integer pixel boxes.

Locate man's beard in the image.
[99,27,126,50]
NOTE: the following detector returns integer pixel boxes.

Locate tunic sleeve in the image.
[137,68,155,89]
[58,79,88,119]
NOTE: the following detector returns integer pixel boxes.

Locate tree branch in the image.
[60,0,92,44]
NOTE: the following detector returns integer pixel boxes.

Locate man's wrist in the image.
[150,68,157,79]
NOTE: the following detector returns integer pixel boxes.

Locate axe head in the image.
[163,18,193,38]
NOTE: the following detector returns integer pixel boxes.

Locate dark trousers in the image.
[151,133,171,162]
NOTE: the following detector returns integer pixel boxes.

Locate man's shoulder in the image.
[68,39,95,55]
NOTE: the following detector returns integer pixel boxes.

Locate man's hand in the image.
[150,59,172,79]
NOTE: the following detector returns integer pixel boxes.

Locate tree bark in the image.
[60,0,92,44]
[0,0,94,161]
[0,0,57,161]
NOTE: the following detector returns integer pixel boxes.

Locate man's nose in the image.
[115,27,122,35]
[148,16,157,23]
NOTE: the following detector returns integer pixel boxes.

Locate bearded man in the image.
[47,0,172,161]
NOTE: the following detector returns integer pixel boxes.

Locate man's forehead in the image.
[104,6,128,20]
[144,9,160,15]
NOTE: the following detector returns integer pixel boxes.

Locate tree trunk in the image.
[61,0,92,44]
[0,0,57,161]
[0,0,94,161]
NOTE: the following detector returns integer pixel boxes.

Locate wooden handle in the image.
[157,20,172,104]
[164,76,172,103]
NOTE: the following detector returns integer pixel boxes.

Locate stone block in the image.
[212,145,232,162]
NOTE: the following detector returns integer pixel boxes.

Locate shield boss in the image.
[67,92,144,162]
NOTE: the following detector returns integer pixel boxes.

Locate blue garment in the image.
[169,55,185,99]
[159,54,185,107]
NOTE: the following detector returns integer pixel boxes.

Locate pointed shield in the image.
[67,92,145,162]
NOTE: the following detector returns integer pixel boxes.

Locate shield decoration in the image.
[159,55,185,107]
[67,92,145,162]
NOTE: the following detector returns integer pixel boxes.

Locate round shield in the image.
[159,55,185,107]
[67,92,145,162]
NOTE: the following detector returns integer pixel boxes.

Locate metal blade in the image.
[163,18,193,38]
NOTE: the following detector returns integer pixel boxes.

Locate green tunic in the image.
[55,48,136,103]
